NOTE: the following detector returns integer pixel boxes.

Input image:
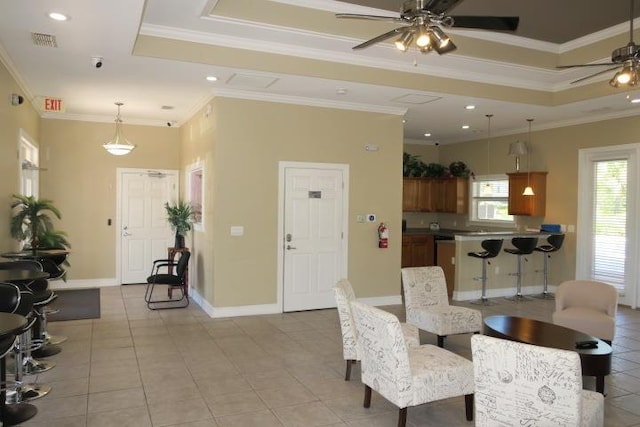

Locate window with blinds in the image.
[591,159,627,292]
[469,175,514,225]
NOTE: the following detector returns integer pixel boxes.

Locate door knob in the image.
[286,245,297,250]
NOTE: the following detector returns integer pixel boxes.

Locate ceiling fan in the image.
[336,0,519,55]
[558,0,639,86]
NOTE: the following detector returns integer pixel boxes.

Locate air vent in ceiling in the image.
[392,94,441,105]
[31,32,58,48]
[226,73,278,89]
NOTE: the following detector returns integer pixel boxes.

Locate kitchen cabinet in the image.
[402,177,467,214]
[507,172,547,216]
[436,240,455,297]
[401,234,435,268]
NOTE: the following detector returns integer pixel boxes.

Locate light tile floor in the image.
[13,286,640,426]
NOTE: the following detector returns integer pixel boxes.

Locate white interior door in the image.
[119,169,178,284]
[282,165,348,311]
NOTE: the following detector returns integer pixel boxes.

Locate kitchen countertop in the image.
[404,228,550,241]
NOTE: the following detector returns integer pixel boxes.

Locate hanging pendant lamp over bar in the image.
[523,119,535,196]
[103,102,136,156]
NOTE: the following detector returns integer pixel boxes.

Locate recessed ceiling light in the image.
[336,88,348,95]
[48,12,68,21]
[206,75,218,82]
[424,133,432,137]
[462,125,470,129]
[465,105,476,110]
[402,119,407,124]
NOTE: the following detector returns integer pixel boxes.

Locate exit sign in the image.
[40,97,65,113]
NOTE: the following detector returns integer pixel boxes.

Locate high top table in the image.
[484,315,612,394]
[0,312,37,426]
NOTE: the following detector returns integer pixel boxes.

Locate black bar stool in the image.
[504,237,538,302]
[533,234,565,299]
[467,239,503,305]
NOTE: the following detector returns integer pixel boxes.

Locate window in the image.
[469,175,514,225]
[19,129,39,197]
[186,161,204,231]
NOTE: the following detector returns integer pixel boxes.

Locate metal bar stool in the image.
[504,237,538,302]
[467,239,503,305]
[533,234,565,299]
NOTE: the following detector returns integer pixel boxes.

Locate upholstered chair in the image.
[333,279,419,380]
[552,280,618,344]
[471,334,604,426]
[350,301,474,427]
[401,266,482,347]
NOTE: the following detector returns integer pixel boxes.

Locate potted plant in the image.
[165,200,193,249]
[10,194,70,253]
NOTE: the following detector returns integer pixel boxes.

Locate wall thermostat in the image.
[366,214,376,222]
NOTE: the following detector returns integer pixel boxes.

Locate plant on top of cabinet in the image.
[447,161,474,178]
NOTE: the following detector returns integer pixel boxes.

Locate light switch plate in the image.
[230,226,244,236]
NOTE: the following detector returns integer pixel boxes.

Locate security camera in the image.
[167,122,172,127]
[434,142,440,146]
[11,93,24,106]
[91,56,103,68]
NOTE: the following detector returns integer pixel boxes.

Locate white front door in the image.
[282,164,348,311]
[119,169,178,284]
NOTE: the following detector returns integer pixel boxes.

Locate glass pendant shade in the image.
[103,102,136,156]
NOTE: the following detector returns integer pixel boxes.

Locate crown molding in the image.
[0,42,36,109]
[40,112,175,127]
[211,87,408,115]
[267,0,397,16]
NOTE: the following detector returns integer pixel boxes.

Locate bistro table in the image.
[0,312,37,426]
[484,315,612,394]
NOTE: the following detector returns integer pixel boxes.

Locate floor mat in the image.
[47,288,101,321]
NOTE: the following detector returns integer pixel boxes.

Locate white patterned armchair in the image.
[471,334,604,426]
[350,301,474,427]
[401,266,482,347]
[333,279,419,380]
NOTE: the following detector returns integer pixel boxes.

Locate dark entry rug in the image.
[48,288,101,322]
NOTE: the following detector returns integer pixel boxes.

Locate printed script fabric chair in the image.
[552,280,618,344]
[471,334,604,426]
[401,266,482,347]
[333,279,420,381]
[145,251,190,310]
[350,301,474,427]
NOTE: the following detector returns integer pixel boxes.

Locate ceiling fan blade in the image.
[450,16,519,31]
[557,63,617,69]
[336,13,403,23]
[434,39,457,55]
[421,0,466,15]
[570,66,621,84]
[352,27,408,50]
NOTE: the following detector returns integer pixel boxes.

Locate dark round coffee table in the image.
[484,315,612,394]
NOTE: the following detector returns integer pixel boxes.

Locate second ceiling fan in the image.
[337,0,519,54]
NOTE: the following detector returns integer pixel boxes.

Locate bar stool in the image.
[467,239,503,305]
[504,237,538,302]
[533,234,565,299]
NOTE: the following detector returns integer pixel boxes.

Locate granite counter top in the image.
[403,227,550,241]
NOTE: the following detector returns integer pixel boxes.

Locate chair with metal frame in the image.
[533,234,565,299]
[467,239,503,305]
[503,237,538,302]
[145,251,190,310]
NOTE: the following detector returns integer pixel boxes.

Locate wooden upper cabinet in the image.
[402,177,468,214]
[402,178,420,211]
[507,172,547,216]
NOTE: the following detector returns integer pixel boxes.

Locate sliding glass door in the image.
[577,145,639,307]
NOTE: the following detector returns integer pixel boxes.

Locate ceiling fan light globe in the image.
[617,72,632,84]
[395,32,413,52]
[416,33,430,48]
[430,26,450,49]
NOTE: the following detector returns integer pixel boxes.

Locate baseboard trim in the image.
[49,278,120,290]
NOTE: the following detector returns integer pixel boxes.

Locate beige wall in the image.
[39,119,181,279]
[0,61,40,253]
[182,97,404,308]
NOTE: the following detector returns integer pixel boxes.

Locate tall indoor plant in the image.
[10,194,70,253]
[165,200,193,249]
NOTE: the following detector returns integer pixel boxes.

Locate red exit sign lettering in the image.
[40,97,65,113]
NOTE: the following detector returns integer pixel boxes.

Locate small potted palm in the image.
[165,200,193,249]
[10,194,70,253]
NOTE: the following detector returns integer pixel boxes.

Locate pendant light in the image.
[522,119,535,196]
[103,102,136,156]
[484,114,493,191]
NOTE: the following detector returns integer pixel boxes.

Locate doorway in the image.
[577,144,640,307]
[278,162,349,312]
[117,168,179,284]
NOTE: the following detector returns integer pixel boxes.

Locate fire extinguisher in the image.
[378,222,389,249]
